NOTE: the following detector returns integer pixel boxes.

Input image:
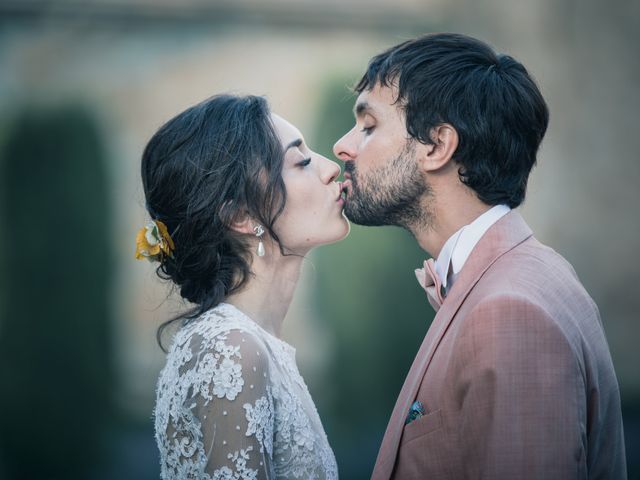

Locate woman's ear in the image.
[417,123,459,173]
[229,212,258,236]
[222,200,259,236]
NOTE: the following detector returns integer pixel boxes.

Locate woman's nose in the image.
[323,158,341,184]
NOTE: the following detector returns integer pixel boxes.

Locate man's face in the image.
[333,83,429,228]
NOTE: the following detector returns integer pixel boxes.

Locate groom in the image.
[334,33,626,479]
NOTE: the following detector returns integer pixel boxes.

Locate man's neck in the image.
[410,191,493,259]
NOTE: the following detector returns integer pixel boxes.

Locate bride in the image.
[137,94,349,479]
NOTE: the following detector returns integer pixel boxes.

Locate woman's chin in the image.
[324,219,351,245]
[296,219,351,251]
[339,217,351,240]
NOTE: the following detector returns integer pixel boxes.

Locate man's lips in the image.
[335,180,352,203]
[341,179,352,197]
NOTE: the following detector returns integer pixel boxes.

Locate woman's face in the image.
[271,114,350,254]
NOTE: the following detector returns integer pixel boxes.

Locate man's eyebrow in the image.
[354,101,372,117]
[285,138,303,151]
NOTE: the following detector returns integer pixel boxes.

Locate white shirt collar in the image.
[435,204,511,292]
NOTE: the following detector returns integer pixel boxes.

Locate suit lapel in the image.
[371,211,533,480]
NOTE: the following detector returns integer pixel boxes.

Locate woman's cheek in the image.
[291,181,319,215]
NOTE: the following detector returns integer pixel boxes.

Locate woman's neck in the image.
[225,252,304,337]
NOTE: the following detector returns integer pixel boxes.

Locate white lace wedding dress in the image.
[154,302,339,479]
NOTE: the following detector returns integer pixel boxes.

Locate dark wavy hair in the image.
[141,94,286,350]
[355,32,549,208]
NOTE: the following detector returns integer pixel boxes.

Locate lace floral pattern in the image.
[244,390,274,456]
[213,448,256,480]
[212,356,244,401]
[154,303,338,479]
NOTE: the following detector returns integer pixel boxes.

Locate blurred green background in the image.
[1,1,638,478]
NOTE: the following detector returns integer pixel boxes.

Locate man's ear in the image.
[417,124,459,173]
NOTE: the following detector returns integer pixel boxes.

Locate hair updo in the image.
[140,94,287,349]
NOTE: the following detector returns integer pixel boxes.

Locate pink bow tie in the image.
[415,258,445,312]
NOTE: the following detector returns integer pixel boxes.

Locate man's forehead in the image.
[353,84,400,117]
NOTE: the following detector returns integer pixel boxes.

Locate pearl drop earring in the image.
[254,225,265,257]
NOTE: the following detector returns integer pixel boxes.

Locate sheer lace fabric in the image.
[154,303,338,479]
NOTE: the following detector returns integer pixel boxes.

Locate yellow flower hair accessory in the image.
[135,220,175,262]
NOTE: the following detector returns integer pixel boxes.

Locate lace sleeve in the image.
[162,328,276,479]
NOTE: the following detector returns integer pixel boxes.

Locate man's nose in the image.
[333,128,357,162]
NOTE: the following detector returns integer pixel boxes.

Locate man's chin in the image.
[344,205,390,227]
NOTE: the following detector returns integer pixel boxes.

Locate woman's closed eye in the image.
[296,157,312,167]
[361,125,375,135]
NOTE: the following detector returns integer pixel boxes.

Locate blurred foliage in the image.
[309,76,435,479]
[0,106,115,479]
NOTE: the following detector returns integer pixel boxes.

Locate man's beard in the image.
[344,141,431,229]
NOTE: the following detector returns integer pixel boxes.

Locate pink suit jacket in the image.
[371,211,626,479]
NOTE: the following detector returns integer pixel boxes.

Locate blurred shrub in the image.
[0,105,114,479]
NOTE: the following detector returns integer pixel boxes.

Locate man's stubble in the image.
[344,141,433,231]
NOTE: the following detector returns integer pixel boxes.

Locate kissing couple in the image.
[138,33,626,479]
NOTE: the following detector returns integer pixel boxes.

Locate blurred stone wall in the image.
[1,0,637,477]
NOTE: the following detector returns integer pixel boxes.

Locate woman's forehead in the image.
[271,113,304,146]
